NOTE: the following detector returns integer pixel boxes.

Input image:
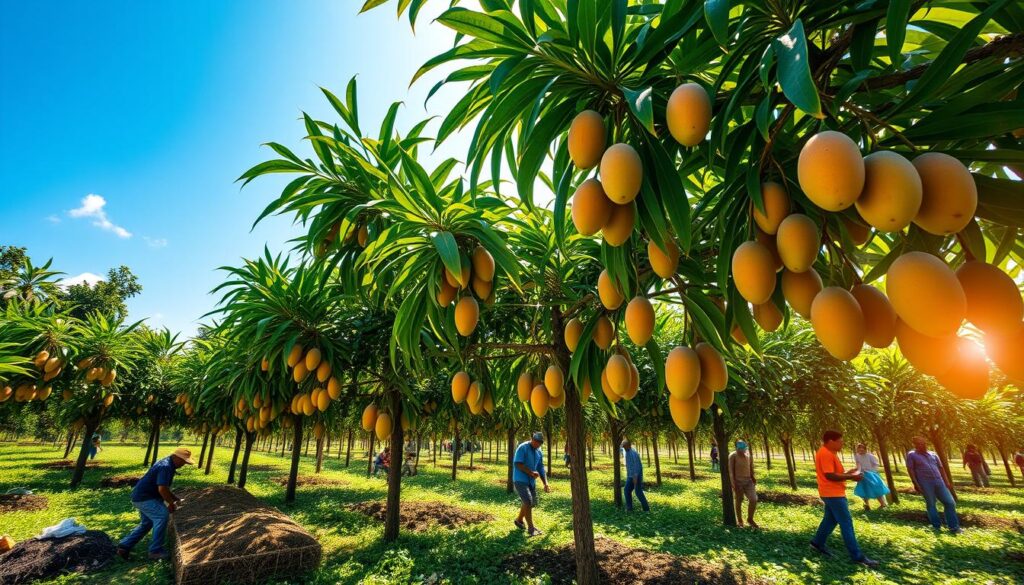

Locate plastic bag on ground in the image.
[38,518,87,540]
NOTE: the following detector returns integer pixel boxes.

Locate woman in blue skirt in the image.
[854,443,890,510]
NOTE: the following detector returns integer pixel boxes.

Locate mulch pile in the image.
[457,465,488,471]
[501,537,762,584]
[243,464,278,472]
[0,530,115,584]
[661,471,707,480]
[100,474,140,488]
[35,460,102,470]
[757,491,822,506]
[272,475,347,487]
[0,494,48,513]
[169,486,321,585]
[347,500,493,531]
[889,510,1024,533]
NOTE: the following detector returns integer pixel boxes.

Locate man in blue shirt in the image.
[906,436,960,534]
[512,431,548,536]
[116,447,194,561]
[621,439,650,512]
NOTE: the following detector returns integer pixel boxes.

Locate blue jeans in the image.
[919,479,959,531]
[624,476,649,512]
[119,498,170,554]
[811,497,864,561]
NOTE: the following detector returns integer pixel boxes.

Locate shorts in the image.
[514,481,538,507]
[735,478,757,503]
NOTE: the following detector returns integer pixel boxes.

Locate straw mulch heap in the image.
[168,486,321,585]
[0,530,115,584]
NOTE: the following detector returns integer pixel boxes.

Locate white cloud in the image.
[46,215,61,224]
[68,194,132,238]
[58,272,105,289]
[143,236,168,248]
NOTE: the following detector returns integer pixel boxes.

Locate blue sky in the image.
[1,1,470,336]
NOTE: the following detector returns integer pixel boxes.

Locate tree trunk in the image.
[384,389,404,543]
[506,426,516,494]
[198,431,210,468]
[711,405,736,526]
[238,431,256,489]
[345,428,353,466]
[609,415,623,507]
[304,430,312,456]
[204,431,218,475]
[151,418,161,463]
[928,430,957,501]
[652,432,662,486]
[141,425,155,466]
[366,431,376,476]
[544,416,553,472]
[762,431,772,471]
[781,436,797,491]
[63,430,78,460]
[71,416,100,489]
[227,426,243,484]
[286,417,303,503]
[315,435,325,474]
[554,304,599,585]
[433,433,438,467]
[451,422,460,481]
[685,431,696,481]
[996,441,1017,487]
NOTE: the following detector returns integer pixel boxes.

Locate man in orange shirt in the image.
[809,430,879,568]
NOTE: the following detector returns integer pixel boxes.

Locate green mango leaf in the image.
[772,20,823,119]
[704,0,729,47]
[622,86,655,135]
[886,0,911,67]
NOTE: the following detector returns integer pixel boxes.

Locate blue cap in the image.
[736,440,747,450]
[532,431,544,443]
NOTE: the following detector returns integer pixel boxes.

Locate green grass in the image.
[1,440,1022,584]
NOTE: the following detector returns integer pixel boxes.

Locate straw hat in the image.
[171,448,196,465]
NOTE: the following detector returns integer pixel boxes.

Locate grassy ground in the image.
[1,439,1022,584]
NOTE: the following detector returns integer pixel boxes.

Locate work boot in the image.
[148,551,169,561]
[115,547,131,561]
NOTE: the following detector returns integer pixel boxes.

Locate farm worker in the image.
[512,431,549,536]
[809,430,880,568]
[710,442,720,471]
[89,433,102,460]
[372,447,391,477]
[116,447,194,561]
[853,443,890,511]
[962,444,990,488]
[728,440,757,527]
[1015,449,1024,477]
[906,436,961,534]
[621,439,650,512]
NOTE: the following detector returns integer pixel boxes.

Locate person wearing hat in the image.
[728,439,758,528]
[620,439,650,512]
[116,447,194,561]
[512,431,549,536]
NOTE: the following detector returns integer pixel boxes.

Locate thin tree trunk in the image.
[198,431,210,468]
[384,389,404,543]
[280,430,288,457]
[71,416,100,489]
[711,405,736,526]
[997,442,1017,487]
[238,431,256,489]
[63,430,78,460]
[204,431,218,475]
[685,431,696,481]
[345,428,353,466]
[875,433,899,504]
[286,417,303,503]
[151,418,161,463]
[762,431,772,471]
[141,425,154,466]
[609,415,623,507]
[366,431,376,476]
[506,426,516,494]
[929,430,957,501]
[652,432,662,486]
[304,431,312,457]
[544,416,553,472]
[227,426,243,484]
[315,435,325,474]
[782,436,797,491]
[451,422,460,481]
[587,435,594,471]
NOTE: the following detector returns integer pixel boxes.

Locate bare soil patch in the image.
[660,471,709,480]
[889,510,1024,532]
[456,464,488,471]
[35,460,103,470]
[243,464,278,472]
[501,536,762,584]
[272,475,348,487]
[100,474,140,488]
[347,500,493,531]
[0,530,115,583]
[757,491,822,506]
[0,494,48,513]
